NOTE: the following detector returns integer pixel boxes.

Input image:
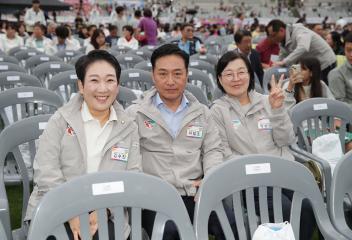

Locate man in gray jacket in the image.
[267,19,336,85]
[328,32,352,106]
[127,44,229,239]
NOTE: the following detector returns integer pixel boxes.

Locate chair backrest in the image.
[140,45,157,52]
[330,151,352,238]
[0,86,62,126]
[55,50,83,63]
[48,70,78,103]
[290,98,352,153]
[14,49,42,63]
[194,154,348,240]
[115,54,144,70]
[127,49,152,61]
[32,61,75,87]
[111,45,132,54]
[0,115,52,240]
[27,171,197,240]
[190,53,218,66]
[262,67,289,94]
[188,68,215,101]
[212,87,224,101]
[0,71,42,91]
[185,83,208,106]
[8,46,36,56]
[69,54,84,65]
[120,69,153,91]
[25,55,63,73]
[117,86,137,109]
[0,56,19,65]
[0,62,26,74]
[189,59,216,84]
[134,61,152,72]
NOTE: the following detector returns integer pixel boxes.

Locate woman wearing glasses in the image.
[210,51,315,239]
[211,51,295,160]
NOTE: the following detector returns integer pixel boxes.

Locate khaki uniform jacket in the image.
[280,24,336,70]
[328,61,352,106]
[127,87,224,196]
[210,91,296,160]
[26,94,142,238]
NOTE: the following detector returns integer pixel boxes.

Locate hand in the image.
[192,179,202,202]
[68,216,81,240]
[89,211,98,237]
[269,74,285,109]
[272,61,285,67]
[287,71,303,92]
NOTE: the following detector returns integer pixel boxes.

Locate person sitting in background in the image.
[0,22,24,53]
[283,56,335,104]
[86,29,108,54]
[105,25,119,47]
[171,23,182,38]
[65,24,81,50]
[77,24,89,39]
[83,24,97,46]
[117,25,138,50]
[25,22,52,52]
[328,32,352,106]
[45,25,80,55]
[234,29,264,86]
[177,23,206,56]
[326,31,344,55]
[18,22,29,38]
[46,22,56,40]
[255,35,280,69]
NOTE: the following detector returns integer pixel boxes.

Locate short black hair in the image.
[267,19,286,33]
[55,25,69,39]
[216,51,255,93]
[90,29,105,49]
[115,6,125,14]
[33,22,45,32]
[344,32,352,45]
[75,50,121,85]
[122,25,134,35]
[87,24,97,32]
[134,10,142,18]
[181,23,193,31]
[6,22,17,31]
[109,25,117,31]
[151,44,189,71]
[32,0,40,4]
[234,29,252,44]
[143,8,152,18]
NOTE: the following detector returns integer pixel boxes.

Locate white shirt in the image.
[117,37,139,50]
[24,8,46,32]
[25,36,52,52]
[0,35,24,53]
[81,101,117,173]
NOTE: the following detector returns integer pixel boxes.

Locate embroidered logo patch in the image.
[66,125,75,136]
[144,119,156,129]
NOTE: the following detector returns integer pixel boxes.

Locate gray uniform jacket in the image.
[26,94,142,238]
[210,91,296,160]
[127,87,224,196]
[280,24,336,70]
[328,60,352,106]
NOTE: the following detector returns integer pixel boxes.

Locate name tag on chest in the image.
[258,118,272,130]
[186,125,203,138]
[111,147,129,162]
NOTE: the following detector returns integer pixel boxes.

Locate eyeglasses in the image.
[221,70,249,81]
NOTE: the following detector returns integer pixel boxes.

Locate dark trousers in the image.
[142,196,236,240]
[321,62,337,85]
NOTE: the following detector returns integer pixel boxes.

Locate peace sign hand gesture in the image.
[269,74,285,109]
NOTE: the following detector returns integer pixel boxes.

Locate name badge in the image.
[258,118,272,130]
[111,147,129,162]
[232,119,241,130]
[186,125,203,138]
